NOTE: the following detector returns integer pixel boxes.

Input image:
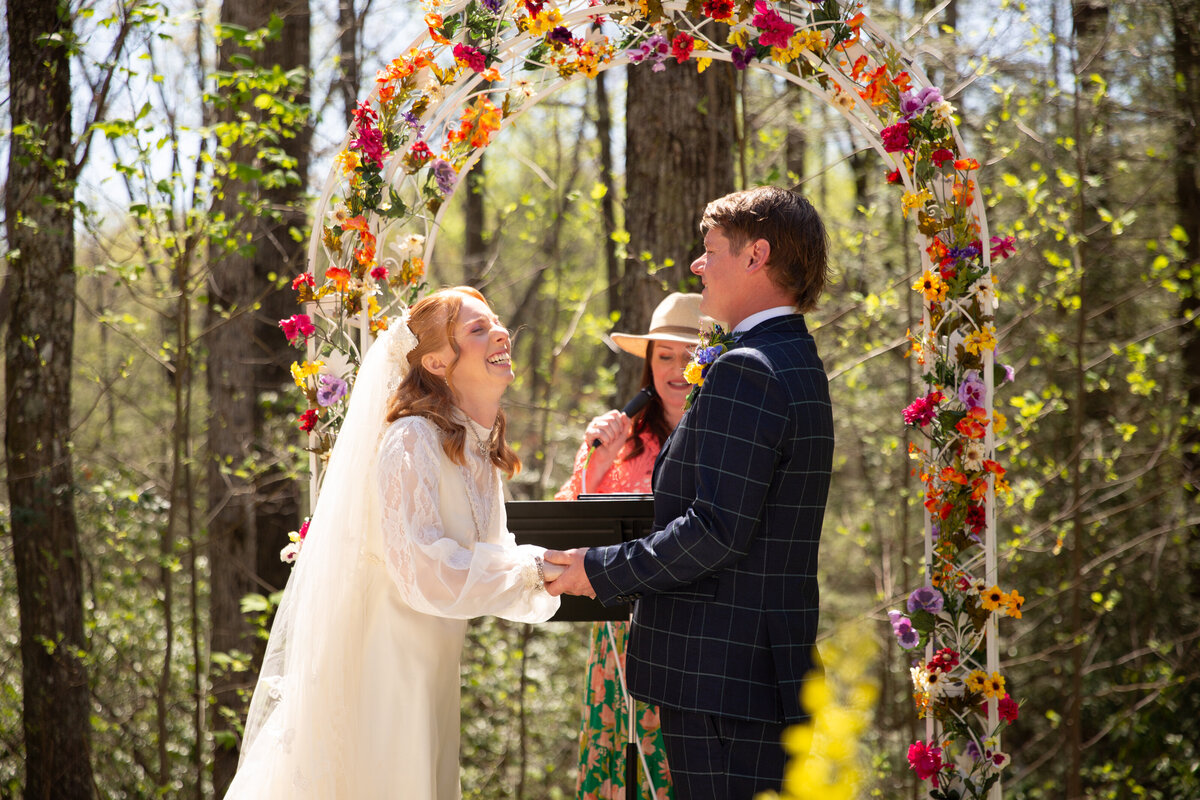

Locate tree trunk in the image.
[594,70,621,380]
[1171,0,1200,596]
[207,1,310,791]
[3,1,95,797]
[1067,2,1110,796]
[337,0,362,127]
[621,57,736,398]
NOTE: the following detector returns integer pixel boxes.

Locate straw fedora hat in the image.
[610,292,705,358]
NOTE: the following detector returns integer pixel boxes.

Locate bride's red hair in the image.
[385,286,521,478]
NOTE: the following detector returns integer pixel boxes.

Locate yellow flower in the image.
[981,585,1005,611]
[334,149,361,175]
[684,361,704,385]
[966,670,988,693]
[831,90,856,111]
[913,270,947,303]
[982,671,1006,699]
[901,188,932,219]
[290,360,324,388]
[992,409,1008,434]
[728,27,749,48]
[525,7,562,36]
[964,325,998,356]
[696,57,712,73]
[1003,589,1024,619]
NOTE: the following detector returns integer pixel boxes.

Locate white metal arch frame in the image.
[288,1,1016,796]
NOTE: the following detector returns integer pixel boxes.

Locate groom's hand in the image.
[543,548,596,599]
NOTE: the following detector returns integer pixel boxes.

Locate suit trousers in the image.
[657,706,788,800]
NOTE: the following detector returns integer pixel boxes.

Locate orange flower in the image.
[448,95,503,148]
[954,178,977,206]
[939,466,968,485]
[955,158,980,171]
[325,266,351,290]
[425,13,451,45]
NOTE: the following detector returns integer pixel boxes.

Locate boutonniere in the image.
[683,324,737,410]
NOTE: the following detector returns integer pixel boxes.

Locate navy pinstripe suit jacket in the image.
[584,313,834,723]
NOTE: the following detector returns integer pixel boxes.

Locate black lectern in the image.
[506,494,655,622]
[507,494,657,797]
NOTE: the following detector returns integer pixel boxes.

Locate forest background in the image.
[1,0,1198,797]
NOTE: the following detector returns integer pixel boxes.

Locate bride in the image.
[225,286,561,799]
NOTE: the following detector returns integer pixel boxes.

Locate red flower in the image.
[670,32,695,63]
[292,272,315,290]
[997,693,1019,722]
[298,409,319,432]
[702,0,733,20]
[928,647,960,672]
[907,740,943,785]
[881,121,911,153]
[931,148,955,167]
[371,265,388,280]
[886,169,902,184]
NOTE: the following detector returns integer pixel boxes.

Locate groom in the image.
[546,187,835,799]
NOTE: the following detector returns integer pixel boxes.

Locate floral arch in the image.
[277,0,1021,795]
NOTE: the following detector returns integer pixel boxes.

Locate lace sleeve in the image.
[377,417,559,623]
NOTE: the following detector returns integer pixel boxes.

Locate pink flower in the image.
[279,313,315,344]
[903,390,944,426]
[907,740,943,785]
[996,693,1019,722]
[370,265,388,280]
[751,1,794,48]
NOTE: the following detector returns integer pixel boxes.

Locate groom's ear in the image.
[745,238,771,274]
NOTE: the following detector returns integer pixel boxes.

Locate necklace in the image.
[465,415,495,457]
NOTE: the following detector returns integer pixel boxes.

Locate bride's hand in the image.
[541,561,566,582]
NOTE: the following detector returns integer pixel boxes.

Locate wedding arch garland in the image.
[275,0,1019,796]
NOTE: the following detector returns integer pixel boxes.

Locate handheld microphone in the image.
[591,387,655,448]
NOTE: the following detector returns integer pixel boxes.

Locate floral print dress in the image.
[556,433,674,800]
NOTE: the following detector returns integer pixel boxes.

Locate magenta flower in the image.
[902,390,943,426]
[751,1,794,48]
[279,313,315,344]
[453,42,488,73]
[730,45,754,70]
[990,235,1017,259]
[907,740,943,785]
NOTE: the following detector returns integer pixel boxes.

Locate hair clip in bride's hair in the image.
[384,310,419,394]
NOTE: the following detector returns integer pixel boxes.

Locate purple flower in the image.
[966,740,983,761]
[546,25,572,46]
[316,374,348,407]
[730,45,754,70]
[948,244,981,262]
[481,0,504,12]
[1002,364,1015,383]
[899,86,945,119]
[907,586,945,615]
[431,159,457,196]
[957,369,986,410]
[889,612,920,649]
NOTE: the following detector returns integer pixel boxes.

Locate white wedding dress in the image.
[225,325,558,800]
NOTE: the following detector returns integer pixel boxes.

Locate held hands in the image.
[541,548,596,598]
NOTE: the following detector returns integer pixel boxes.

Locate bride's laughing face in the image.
[444,294,514,397]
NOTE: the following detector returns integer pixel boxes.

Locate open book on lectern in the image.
[506,495,654,622]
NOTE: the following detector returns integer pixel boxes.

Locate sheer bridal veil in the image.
[227,320,417,796]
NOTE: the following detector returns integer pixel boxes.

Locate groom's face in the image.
[692,227,751,328]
